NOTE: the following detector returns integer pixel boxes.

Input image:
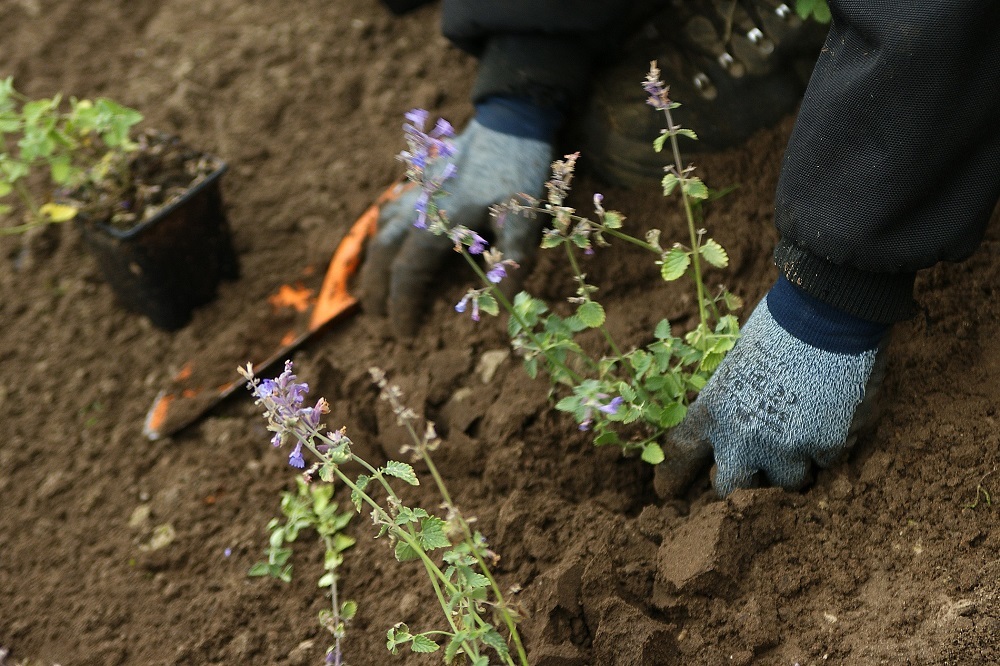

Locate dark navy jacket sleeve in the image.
[774,0,1000,323]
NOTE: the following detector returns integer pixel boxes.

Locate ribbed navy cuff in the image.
[766,275,890,354]
[474,95,562,142]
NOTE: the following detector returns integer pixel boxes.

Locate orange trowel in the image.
[142,180,410,440]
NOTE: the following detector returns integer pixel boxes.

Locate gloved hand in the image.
[360,97,558,336]
[655,276,891,498]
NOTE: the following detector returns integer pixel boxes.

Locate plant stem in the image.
[597,226,661,252]
[298,429,496,662]
[663,106,709,330]
[323,534,344,666]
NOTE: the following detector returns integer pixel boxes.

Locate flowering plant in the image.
[401,62,740,464]
[240,361,527,666]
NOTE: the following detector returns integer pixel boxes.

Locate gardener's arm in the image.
[361,1,639,335]
[658,0,1000,498]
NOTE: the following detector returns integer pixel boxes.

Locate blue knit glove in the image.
[657,276,891,498]
[360,97,559,335]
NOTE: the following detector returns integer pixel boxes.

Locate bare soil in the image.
[1,1,998,665]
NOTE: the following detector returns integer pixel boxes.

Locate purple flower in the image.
[599,396,624,415]
[643,62,671,111]
[469,233,487,254]
[289,443,305,468]
[578,393,624,430]
[448,227,488,255]
[431,118,455,140]
[486,264,506,284]
[405,108,429,127]
[224,547,232,557]
[400,108,456,180]
[270,432,283,448]
[485,258,519,284]
[454,293,481,322]
[414,191,430,228]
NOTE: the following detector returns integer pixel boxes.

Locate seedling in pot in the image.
[0,76,143,234]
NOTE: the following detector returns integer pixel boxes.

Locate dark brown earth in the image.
[1,1,998,665]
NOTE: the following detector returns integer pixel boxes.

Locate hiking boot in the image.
[577,0,828,188]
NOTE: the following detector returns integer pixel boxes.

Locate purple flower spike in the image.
[289,443,305,469]
[643,62,671,111]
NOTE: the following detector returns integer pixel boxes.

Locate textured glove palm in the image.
[659,288,889,498]
[360,119,553,336]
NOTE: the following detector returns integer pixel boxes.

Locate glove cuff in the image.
[475,95,563,142]
[766,275,890,354]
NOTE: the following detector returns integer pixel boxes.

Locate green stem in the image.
[597,226,661,252]
[663,107,708,331]
[420,450,526,666]
[322,535,345,663]
[298,429,495,661]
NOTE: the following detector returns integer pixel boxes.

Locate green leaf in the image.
[662,172,679,196]
[386,624,410,653]
[555,395,580,413]
[445,634,466,663]
[318,572,335,588]
[641,442,665,465]
[700,352,726,373]
[410,634,439,653]
[654,319,672,340]
[340,600,357,622]
[576,301,605,328]
[795,0,831,22]
[540,231,563,248]
[394,540,420,562]
[699,238,729,268]
[418,516,452,551]
[660,247,690,281]
[350,474,369,512]
[383,461,418,486]
[247,562,272,577]
[682,177,709,200]
[594,431,620,446]
[333,532,355,553]
[482,628,511,658]
[722,291,744,312]
[653,132,668,153]
[658,402,687,428]
[601,210,624,229]
[477,292,499,318]
[675,128,698,141]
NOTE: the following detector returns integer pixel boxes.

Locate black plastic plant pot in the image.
[77,163,239,331]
